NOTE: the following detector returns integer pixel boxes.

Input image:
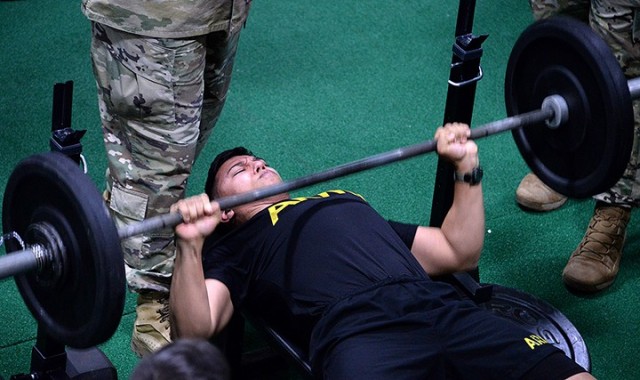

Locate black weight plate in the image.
[505,16,634,198]
[2,152,125,348]
[481,284,591,372]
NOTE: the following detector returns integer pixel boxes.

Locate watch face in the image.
[456,167,483,185]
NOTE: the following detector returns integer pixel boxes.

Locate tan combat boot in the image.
[516,173,568,211]
[131,291,172,357]
[562,202,631,293]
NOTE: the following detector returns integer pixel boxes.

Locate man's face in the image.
[214,155,283,197]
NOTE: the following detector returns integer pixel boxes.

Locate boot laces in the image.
[156,296,171,324]
[578,206,628,264]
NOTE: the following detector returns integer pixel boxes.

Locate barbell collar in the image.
[541,95,568,129]
[118,100,559,240]
[629,77,640,100]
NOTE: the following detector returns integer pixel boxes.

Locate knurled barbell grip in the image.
[117,98,560,241]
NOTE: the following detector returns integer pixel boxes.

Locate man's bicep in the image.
[387,220,455,273]
[410,226,460,275]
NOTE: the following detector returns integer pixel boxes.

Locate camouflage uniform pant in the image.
[530,0,640,205]
[90,22,242,293]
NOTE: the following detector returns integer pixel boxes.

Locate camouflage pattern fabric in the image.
[82,0,251,38]
[89,18,244,293]
[530,0,640,205]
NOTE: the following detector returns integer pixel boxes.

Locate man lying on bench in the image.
[169,123,593,380]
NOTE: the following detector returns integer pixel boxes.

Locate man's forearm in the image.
[441,181,485,268]
[170,240,217,339]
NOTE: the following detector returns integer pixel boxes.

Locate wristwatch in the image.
[453,166,483,185]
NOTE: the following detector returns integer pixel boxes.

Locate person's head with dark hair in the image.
[202,147,290,232]
[204,147,254,198]
[130,338,230,380]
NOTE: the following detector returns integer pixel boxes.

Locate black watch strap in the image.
[453,166,483,185]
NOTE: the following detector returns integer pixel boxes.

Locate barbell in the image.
[0,16,636,349]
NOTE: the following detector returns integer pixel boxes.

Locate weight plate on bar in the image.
[481,284,591,372]
[505,16,634,198]
[2,152,125,348]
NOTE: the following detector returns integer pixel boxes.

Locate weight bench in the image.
[222,271,590,379]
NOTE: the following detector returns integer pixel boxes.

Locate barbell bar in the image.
[1,94,571,277]
[0,16,637,349]
[118,94,569,240]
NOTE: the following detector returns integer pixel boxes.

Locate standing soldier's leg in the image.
[90,23,207,356]
[563,0,640,292]
[195,30,243,159]
[195,0,251,160]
